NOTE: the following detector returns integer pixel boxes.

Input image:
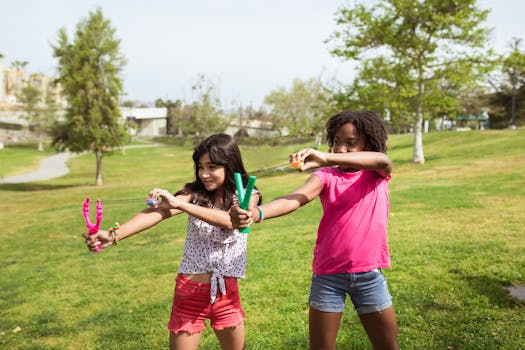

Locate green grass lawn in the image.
[0,143,56,178]
[0,129,524,349]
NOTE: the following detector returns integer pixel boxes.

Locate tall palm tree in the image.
[10,60,28,70]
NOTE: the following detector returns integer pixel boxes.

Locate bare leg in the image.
[169,331,202,350]
[309,307,342,350]
[358,306,399,350]
[214,322,246,350]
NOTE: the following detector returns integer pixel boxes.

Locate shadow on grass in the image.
[0,182,85,192]
[449,269,523,307]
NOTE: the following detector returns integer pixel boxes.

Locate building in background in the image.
[0,61,66,108]
[0,60,67,142]
[121,107,167,137]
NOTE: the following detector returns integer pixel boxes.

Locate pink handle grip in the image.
[83,197,103,252]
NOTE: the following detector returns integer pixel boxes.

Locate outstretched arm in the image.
[150,188,260,230]
[83,199,183,252]
[291,148,392,177]
[230,174,322,227]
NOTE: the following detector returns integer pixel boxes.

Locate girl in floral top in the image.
[83,133,260,350]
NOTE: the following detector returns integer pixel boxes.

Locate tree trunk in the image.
[413,79,425,164]
[412,116,425,164]
[38,135,43,152]
[95,150,103,186]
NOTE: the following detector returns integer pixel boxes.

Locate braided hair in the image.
[326,111,388,153]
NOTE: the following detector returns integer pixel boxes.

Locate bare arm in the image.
[83,200,182,251]
[230,174,321,227]
[292,148,392,177]
[151,188,260,230]
[325,151,392,177]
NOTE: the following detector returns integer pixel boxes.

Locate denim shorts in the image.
[308,269,393,315]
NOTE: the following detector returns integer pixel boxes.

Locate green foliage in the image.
[52,7,127,153]
[51,7,128,185]
[0,129,524,349]
[161,75,227,143]
[17,85,41,123]
[10,60,28,70]
[264,78,333,137]
[489,38,525,127]
[17,82,59,151]
[329,0,496,162]
[502,38,525,86]
[488,85,525,128]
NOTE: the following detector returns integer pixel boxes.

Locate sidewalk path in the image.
[0,144,161,184]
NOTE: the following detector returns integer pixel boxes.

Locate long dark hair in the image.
[326,111,388,153]
[175,134,259,209]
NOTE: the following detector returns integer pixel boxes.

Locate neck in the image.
[213,188,225,208]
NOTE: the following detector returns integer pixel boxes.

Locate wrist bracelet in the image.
[255,206,264,223]
[109,222,120,246]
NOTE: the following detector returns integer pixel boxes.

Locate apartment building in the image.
[0,61,66,109]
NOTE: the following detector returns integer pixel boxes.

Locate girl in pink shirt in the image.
[84,133,260,350]
[231,111,399,349]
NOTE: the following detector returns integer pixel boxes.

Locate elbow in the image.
[376,154,392,176]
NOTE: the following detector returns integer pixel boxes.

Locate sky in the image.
[1,0,524,108]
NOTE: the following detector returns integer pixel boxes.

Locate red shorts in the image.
[167,274,245,334]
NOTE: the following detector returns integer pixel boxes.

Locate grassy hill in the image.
[0,129,524,349]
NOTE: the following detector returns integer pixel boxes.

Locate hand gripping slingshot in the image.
[82,196,160,252]
[234,173,256,234]
[83,197,103,252]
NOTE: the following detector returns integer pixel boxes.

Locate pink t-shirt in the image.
[312,167,391,274]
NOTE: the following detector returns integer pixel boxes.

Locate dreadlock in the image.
[326,111,388,153]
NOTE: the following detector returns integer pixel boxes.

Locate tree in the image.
[328,0,494,163]
[264,78,332,138]
[502,38,525,128]
[10,60,28,70]
[51,8,127,185]
[9,60,28,97]
[169,74,227,143]
[17,82,59,151]
[17,85,41,145]
[188,77,225,144]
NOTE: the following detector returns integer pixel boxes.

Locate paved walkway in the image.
[0,152,79,184]
[0,144,160,184]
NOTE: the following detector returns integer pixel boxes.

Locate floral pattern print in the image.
[178,215,247,303]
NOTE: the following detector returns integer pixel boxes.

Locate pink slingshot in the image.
[83,197,103,252]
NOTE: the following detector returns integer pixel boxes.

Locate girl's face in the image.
[333,122,367,170]
[333,122,367,153]
[198,152,226,193]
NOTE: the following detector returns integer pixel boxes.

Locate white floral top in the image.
[178,214,247,304]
